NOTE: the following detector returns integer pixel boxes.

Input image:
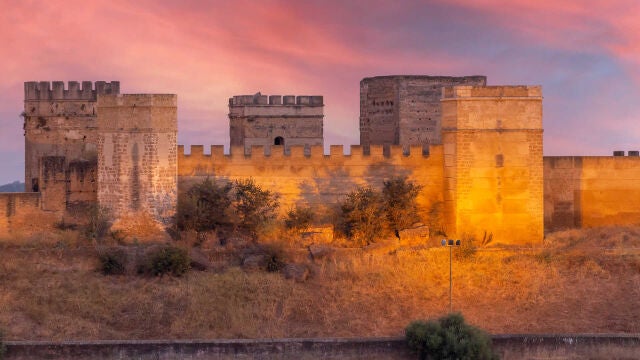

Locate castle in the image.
[1,76,639,244]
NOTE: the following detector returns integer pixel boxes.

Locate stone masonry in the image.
[229,93,323,154]
[442,85,543,244]
[97,94,177,228]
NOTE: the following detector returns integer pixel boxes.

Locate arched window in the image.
[274,136,284,146]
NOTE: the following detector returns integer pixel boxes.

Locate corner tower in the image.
[229,93,323,154]
[442,85,543,244]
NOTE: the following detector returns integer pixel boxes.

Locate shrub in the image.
[263,243,287,272]
[231,179,280,237]
[97,247,128,275]
[140,246,190,277]
[382,176,422,234]
[176,178,233,234]
[405,313,498,360]
[338,186,387,246]
[284,206,314,231]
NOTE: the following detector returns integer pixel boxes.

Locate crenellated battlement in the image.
[229,93,323,106]
[24,81,120,101]
[178,144,435,161]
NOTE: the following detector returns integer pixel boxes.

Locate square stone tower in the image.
[23,81,119,192]
[96,94,177,230]
[229,93,323,154]
[441,86,543,244]
[359,75,487,149]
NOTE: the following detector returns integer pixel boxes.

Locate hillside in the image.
[0,226,639,340]
[0,181,24,192]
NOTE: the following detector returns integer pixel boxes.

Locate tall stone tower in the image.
[23,81,120,191]
[441,85,543,244]
[229,93,323,154]
[359,75,486,149]
[96,94,177,229]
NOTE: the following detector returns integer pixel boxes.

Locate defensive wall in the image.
[178,144,444,225]
[5,334,640,360]
[544,154,640,232]
[4,79,640,243]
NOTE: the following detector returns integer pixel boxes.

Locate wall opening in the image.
[274,136,284,146]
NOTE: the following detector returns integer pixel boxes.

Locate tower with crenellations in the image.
[229,93,324,155]
[23,81,120,193]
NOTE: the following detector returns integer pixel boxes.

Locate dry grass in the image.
[0,226,639,340]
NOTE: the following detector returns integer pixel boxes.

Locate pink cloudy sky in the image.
[0,0,639,184]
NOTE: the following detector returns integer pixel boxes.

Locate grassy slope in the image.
[0,226,639,340]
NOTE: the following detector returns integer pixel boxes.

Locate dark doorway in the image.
[274,136,284,146]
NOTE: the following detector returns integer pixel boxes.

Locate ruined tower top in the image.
[24,81,120,101]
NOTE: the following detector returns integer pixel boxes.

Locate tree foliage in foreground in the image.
[177,178,279,238]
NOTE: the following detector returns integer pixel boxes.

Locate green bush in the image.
[140,246,190,277]
[97,247,128,275]
[405,313,498,360]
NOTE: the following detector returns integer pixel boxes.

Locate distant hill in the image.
[0,181,25,192]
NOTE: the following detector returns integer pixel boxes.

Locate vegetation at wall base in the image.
[405,313,498,360]
[177,178,279,240]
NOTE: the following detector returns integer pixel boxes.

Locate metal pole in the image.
[449,245,452,313]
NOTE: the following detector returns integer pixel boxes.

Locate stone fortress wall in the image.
[178,144,445,225]
[1,77,639,244]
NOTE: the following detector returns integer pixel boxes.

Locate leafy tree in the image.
[231,179,280,236]
[339,186,386,246]
[176,178,232,234]
[405,313,499,360]
[382,176,422,234]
